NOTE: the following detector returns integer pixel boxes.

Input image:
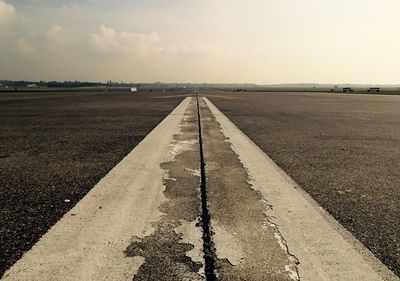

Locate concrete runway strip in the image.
[2,97,398,281]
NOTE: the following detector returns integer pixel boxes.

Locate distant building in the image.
[130,87,137,92]
[342,87,353,93]
[26,84,38,88]
[367,87,380,93]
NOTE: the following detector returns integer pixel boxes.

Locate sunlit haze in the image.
[1,0,400,84]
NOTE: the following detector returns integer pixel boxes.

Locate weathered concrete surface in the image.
[199,98,298,281]
[204,97,399,281]
[1,97,204,281]
[124,97,204,280]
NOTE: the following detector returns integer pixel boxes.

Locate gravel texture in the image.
[206,91,400,277]
[0,90,186,277]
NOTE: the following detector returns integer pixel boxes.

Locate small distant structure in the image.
[26,84,38,88]
[130,87,137,92]
[367,87,380,93]
[194,90,199,94]
[342,87,353,93]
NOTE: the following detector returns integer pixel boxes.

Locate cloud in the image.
[0,0,16,25]
[91,24,223,59]
[13,25,72,56]
[17,38,36,55]
[46,24,69,45]
[91,25,161,56]
[164,43,223,56]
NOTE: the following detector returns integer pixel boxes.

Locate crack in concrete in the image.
[196,94,217,281]
[229,138,301,281]
[263,209,301,281]
[219,117,302,281]
[232,152,301,281]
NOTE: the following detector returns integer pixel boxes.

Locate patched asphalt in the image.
[0,90,187,277]
[205,91,400,277]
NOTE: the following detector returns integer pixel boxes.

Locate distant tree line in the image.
[0,80,137,88]
[0,80,264,90]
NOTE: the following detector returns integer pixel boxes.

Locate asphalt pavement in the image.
[0,90,187,277]
[3,96,396,281]
[205,91,400,276]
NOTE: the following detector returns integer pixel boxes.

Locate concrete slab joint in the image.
[197,96,300,281]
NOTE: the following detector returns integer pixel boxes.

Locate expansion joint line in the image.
[195,94,217,281]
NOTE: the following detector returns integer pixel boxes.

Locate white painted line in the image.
[204,97,399,281]
[2,97,192,281]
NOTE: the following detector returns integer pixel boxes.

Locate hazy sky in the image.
[1,0,400,83]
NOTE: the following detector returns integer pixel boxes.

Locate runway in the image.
[2,96,397,281]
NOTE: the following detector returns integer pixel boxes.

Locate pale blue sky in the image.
[1,0,399,83]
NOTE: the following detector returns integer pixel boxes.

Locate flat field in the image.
[0,90,187,276]
[206,91,400,276]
